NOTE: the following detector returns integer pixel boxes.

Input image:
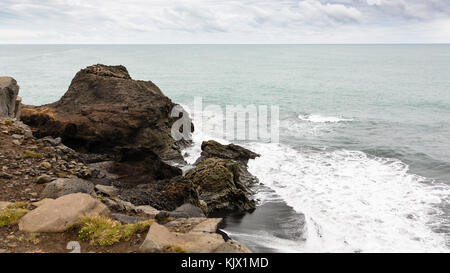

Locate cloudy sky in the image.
[1,0,449,43]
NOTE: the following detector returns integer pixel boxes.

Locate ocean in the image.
[1,44,450,252]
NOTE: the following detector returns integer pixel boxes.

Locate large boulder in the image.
[186,158,255,215]
[21,64,190,161]
[0,77,21,118]
[40,178,95,199]
[19,193,109,232]
[140,221,250,253]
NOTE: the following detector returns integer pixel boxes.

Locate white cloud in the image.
[0,0,449,43]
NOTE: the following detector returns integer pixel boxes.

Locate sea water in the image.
[1,44,449,252]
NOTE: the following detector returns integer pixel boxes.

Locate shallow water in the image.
[1,44,450,252]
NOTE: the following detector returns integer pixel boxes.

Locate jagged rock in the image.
[19,193,109,232]
[40,178,95,199]
[186,158,255,215]
[0,77,20,118]
[196,140,260,165]
[21,64,191,161]
[118,176,199,211]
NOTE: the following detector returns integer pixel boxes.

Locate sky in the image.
[0,0,449,44]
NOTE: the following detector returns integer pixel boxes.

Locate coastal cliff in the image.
[0,65,257,253]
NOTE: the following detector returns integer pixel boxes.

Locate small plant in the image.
[165,245,187,253]
[0,202,29,227]
[75,215,153,246]
[23,150,42,159]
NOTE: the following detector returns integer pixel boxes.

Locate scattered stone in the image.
[40,161,52,169]
[41,136,62,146]
[35,175,54,184]
[111,213,143,224]
[135,205,160,218]
[19,193,110,232]
[156,203,206,220]
[94,184,118,197]
[40,178,95,199]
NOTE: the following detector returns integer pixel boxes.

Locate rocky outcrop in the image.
[196,140,260,165]
[18,193,109,233]
[21,64,190,161]
[186,158,255,215]
[0,77,21,119]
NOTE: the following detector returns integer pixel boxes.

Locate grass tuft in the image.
[0,202,29,227]
[75,215,153,246]
[165,245,187,253]
[23,150,42,159]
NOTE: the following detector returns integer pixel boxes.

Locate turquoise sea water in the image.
[1,45,450,252]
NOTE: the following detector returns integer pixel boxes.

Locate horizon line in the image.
[1,43,450,46]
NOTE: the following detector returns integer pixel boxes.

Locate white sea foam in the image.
[245,142,450,252]
[298,114,353,123]
[182,106,450,252]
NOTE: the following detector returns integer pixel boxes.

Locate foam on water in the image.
[245,142,450,252]
[298,114,353,123]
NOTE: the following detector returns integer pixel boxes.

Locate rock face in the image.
[186,158,255,215]
[19,193,110,233]
[0,77,20,118]
[21,64,189,161]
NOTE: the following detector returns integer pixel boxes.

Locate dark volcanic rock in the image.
[21,64,190,161]
[118,176,199,211]
[186,158,256,215]
[156,203,206,221]
[196,140,260,165]
[111,147,182,186]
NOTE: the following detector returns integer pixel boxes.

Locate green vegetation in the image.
[75,215,153,246]
[23,150,42,159]
[165,245,187,253]
[0,202,29,227]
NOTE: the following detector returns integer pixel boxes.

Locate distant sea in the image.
[1,45,450,252]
